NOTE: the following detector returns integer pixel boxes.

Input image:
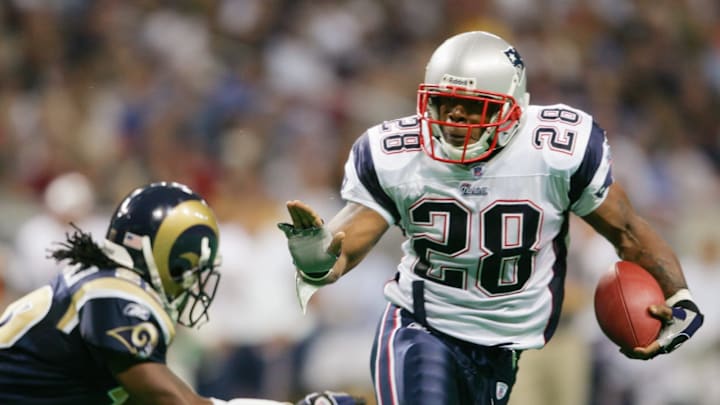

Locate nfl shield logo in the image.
[496,381,509,400]
[472,164,485,177]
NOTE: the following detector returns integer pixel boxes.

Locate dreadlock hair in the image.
[49,223,118,269]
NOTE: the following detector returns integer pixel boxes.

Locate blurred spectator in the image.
[186,129,320,402]
[6,172,106,296]
[299,244,401,399]
[190,218,318,402]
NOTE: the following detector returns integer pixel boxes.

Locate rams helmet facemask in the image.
[418,31,529,164]
[103,181,221,328]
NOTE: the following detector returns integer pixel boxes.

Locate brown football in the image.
[594,261,664,350]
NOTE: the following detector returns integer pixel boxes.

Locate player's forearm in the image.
[335,246,371,277]
[309,237,373,284]
[326,203,389,278]
[583,183,687,297]
[613,216,687,297]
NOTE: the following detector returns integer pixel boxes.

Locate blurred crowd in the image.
[0,1,718,404]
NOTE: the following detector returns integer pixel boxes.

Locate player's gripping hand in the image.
[278,200,344,284]
[295,391,366,405]
[623,289,704,360]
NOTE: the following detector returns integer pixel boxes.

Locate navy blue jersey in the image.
[0,265,176,405]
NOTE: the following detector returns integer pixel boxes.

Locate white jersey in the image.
[341,104,613,349]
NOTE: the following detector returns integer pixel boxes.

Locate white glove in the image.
[277,223,338,282]
[655,289,704,355]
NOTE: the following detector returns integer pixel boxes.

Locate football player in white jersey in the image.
[279,31,704,405]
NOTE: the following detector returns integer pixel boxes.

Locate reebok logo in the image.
[441,74,476,89]
[460,182,488,196]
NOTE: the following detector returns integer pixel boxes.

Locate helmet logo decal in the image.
[179,252,200,268]
[440,74,476,89]
[153,200,219,298]
[504,47,525,73]
[122,232,144,251]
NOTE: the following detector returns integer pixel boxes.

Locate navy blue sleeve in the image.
[351,133,401,224]
[80,298,168,363]
[569,121,613,205]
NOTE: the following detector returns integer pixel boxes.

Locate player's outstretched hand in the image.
[278,200,344,284]
[622,290,703,360]
[286,200,324,229]
[295,391,366,405]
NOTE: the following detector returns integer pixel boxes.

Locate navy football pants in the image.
[370,303,520,405]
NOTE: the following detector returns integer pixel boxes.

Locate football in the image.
[593,261,664,351]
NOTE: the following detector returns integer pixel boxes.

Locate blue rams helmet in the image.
[103,181,221,327]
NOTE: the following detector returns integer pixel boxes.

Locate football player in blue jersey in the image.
[279,31,704,405]
[0,181,364,405]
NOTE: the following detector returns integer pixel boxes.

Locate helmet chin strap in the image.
[497,93,529,147]
[101,239,135,269]
[140,235,180,321]
[101,237,179,320]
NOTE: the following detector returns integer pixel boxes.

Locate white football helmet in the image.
[418,31,530,164]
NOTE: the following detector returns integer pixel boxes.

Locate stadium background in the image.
[0,1,718,404]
